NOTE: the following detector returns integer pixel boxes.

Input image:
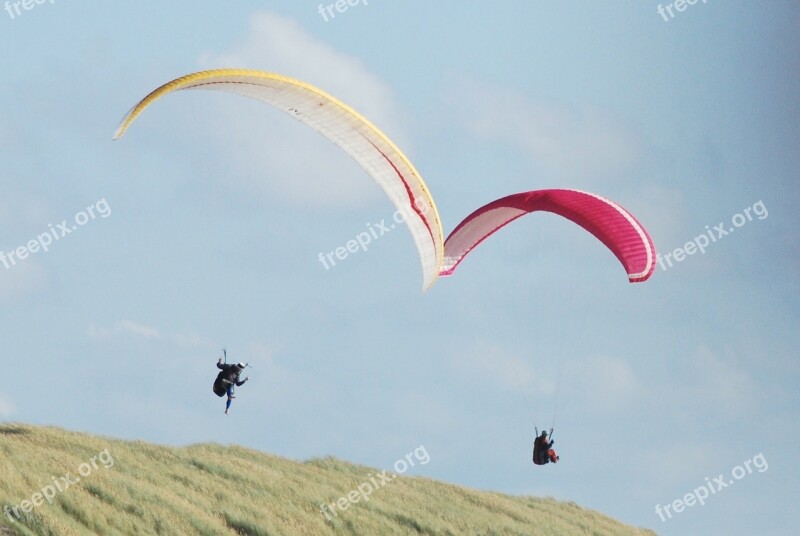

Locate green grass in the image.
[0,424,657,535]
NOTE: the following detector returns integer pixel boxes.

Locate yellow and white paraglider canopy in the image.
[114,69,444,291]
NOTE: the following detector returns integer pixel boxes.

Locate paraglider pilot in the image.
[533,428,559,465]
[214,358,248,415]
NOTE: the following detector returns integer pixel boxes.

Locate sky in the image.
[1,1,798,534]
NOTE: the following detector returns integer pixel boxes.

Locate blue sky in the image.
[1,1,797,534]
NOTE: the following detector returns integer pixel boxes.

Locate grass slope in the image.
[0,424,656,535]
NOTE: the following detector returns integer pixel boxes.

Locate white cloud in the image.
[640,442,719,487]
[88,320,161,341]
[117,320,160,340]
[0,261,47,300]
[456,341,551,393]
[447,76,640,182]
[242,341,276,362]
[86,323,109,340]
[169,330,209,349]
[239,342,317,408]
[0,192,50,229]
[392,391,453,432]
[566,355,642,412]
[641,345,758,425]
[563,347,755,424]
[195,11,410,208]
[688,345,756,417]
[0,395,15,418]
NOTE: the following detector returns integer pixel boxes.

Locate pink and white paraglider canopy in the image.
[440,189,656,283]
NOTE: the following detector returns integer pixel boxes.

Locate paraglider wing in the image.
[114,69,443,290]
[440,189,656,282]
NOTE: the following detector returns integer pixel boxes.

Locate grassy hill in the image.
[0,424,656,535]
